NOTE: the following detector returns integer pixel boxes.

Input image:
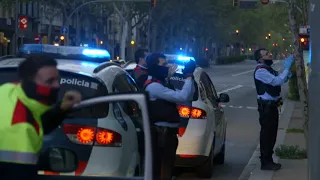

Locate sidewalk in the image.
[272,102,308,180]
[240,100,308,180]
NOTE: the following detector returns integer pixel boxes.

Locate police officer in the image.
[132,49,149,89]
[0,55,81,180]
[144,53,195,180]
[254,48,293,170]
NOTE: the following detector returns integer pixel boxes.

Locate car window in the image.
[112,72,141,119]
[204,73,219,100]
[0,68,108,118]
[169,73,199,101]
[200,73,218,107]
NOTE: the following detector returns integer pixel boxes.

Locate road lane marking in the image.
[232,70,254,77]
[219,105,258,110]
[218,85,243,94]
[231,60,281,77]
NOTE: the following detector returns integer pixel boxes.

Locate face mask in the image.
[264,60,273,66]
[149,65,169,81]
[22,80,60,105]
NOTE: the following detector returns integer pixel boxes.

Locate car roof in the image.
[0,58,100,76]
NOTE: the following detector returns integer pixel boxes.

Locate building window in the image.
[8,7,12,18]
[26,3,28,15]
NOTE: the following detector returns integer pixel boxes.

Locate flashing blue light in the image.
[177,56,195,61]
[82,49,110,58]
[81,62,99,68]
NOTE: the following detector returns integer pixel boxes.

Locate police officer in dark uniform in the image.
[144,53,195,180]
[254,48,294,170]
[132,49,149,89]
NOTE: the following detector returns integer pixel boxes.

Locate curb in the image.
[238,98,296,180]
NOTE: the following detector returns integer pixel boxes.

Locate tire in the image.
[196,142,214,178]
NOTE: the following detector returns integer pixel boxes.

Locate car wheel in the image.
[196,140,214,178]
[214,134,226,164]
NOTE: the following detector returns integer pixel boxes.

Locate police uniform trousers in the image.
[151,125,178,180]
[257,100,279,164]
[0,162,38,180]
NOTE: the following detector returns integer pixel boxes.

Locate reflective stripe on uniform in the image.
[0,150,38,164]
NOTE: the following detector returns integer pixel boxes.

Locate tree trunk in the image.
[48,23,52,44]
[120,20,128,59]
[288,0,309,151]
[151,23,157,52]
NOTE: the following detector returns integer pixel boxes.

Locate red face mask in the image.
[21,80,60,105]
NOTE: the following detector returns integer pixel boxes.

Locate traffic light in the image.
[268,33,271,39]
[205,48,209,51]
[299,36,309,50]
[151,0,156,7]
[60,35,65,46]
[233,0,239,7]
[241,48,245,53]
[236,29,239,35]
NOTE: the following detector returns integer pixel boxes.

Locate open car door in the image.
[37,93,152,180]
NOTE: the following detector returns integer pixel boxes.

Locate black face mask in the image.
[264,60,273,66]
[149,65,169,81]
[21,80,60,105]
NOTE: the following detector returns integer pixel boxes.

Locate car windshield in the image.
[0,68,108,118]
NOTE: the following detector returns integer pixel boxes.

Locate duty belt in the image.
[257,97,283,107]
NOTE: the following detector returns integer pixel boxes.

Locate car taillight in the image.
[177,105,206,119]
[62,124,122,147]
[178,127,186,137]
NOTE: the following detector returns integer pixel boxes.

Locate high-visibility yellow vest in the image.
[0,83,51,165]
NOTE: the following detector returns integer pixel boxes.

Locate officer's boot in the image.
[261,157,281,170]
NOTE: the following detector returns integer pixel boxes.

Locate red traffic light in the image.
[205,48,209,51]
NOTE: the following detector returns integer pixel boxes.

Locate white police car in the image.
[0,44,144,177]
[124,54,229,178]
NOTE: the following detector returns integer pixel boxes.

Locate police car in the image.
[0,44,144,177]
[124,54,229,178]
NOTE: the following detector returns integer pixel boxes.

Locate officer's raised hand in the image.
[183,60,196,78]
[284,55,294,70]
[60,90,82,111]
[168,64,178,77]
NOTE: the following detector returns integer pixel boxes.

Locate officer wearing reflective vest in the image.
[254,48,293,171]
[132,49,149,89]
[144,53,195,180]
[0,55,81,180]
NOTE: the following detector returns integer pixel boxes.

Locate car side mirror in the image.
[38,147,78,172]
[219,93,230,103]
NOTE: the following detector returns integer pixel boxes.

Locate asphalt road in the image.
[177,60,289,180]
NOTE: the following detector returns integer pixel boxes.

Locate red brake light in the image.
[177,105,206,119]
[63,124,122,147]
[178,127,186,137]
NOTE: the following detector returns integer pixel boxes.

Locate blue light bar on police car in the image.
[19,44,110,58]
[82,49,110,58]
[177,56,195,61]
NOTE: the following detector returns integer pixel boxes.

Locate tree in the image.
[39,0,63,44]
[287,0,309,150]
